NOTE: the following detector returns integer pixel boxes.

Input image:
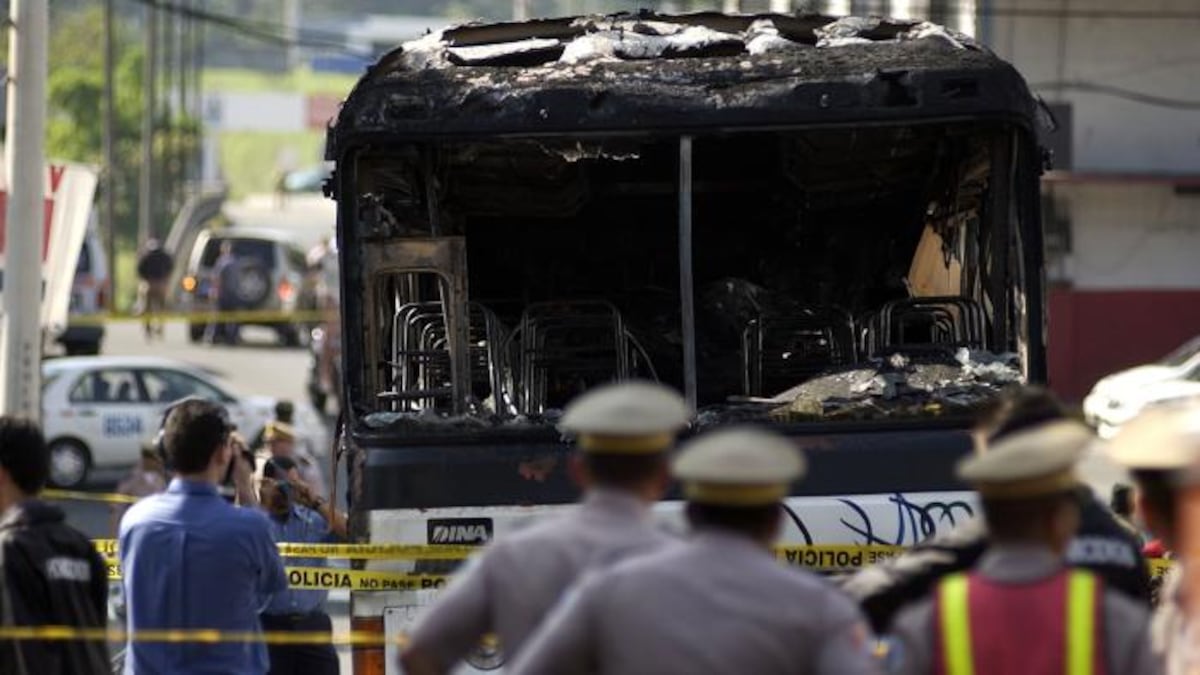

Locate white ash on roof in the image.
[396,14,979,72]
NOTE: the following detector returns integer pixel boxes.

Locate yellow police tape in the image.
[44,489,139,505]
[0,625,406,647]
[67,308,332,326]
[100,559,450,592]
[93,539,478,561]
[93,538,1178,587]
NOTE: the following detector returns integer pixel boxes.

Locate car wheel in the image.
[48,439,90,488]
[233,261,271,307]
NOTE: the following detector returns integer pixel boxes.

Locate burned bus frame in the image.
[326,13,1048,511]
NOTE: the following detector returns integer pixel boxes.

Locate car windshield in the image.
[140,368,230,403]
[1162,336,1200,367]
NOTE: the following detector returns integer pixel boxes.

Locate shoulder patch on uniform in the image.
[46,556,92,582]
[1067,536,1138,568]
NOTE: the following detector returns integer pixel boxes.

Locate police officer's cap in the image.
[958,420,1091,499]
[1106,402,1200,471]
[672,427,806,506]
[559,381,690,454]
[264,421,296,442]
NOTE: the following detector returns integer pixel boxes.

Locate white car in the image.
[41,356,279,488]
[1083,336,1200,438]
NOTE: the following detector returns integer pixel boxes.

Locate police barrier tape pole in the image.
[0,625,408,647]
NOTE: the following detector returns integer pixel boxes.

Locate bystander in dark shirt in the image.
[0,499,108,674]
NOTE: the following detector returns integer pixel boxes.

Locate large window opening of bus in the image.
[347,123,1033,431]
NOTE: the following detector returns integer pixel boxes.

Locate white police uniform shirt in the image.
[407,488,673,667]
[509,529,880,675]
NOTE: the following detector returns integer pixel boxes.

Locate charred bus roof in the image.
[327,12,1040,153]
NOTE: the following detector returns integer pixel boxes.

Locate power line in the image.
[1031,81,1200,111]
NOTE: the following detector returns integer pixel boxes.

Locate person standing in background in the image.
[258,420,326,500]
[0,417,109,674]
[257,455,347,675]
[136,238,174,341]
[207,241,242,345]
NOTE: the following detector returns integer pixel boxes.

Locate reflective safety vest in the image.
[934,570,1106,675]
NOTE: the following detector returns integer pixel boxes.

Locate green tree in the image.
[45,5,198,249]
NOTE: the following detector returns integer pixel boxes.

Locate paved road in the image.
[53,319,354,673]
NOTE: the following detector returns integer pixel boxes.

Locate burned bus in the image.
[325,12,1047,673]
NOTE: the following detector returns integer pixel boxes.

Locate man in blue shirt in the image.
[120,399,288,674]
[257,456,347,675]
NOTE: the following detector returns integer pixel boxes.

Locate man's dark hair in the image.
[262,456,297,480]
[0,417,48,494]
[685,502,780,540]
[982,491,1079,542]
[977,386,1070,443]
[274,400,295,425]
[1131,469,1176,534]
[583,453,667,490]
[163,400,234,474]
[1111,483,1134,518]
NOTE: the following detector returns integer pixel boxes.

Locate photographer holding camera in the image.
[257,455,347,675]
[120,399,287,674]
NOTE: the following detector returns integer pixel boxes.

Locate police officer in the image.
[257,455,347,675]
[258,420,325,498]
[1107,403,1200,675]
[843,387,1150,632]
[888,420,1155,674]
[400,382,690,674]
[511,427,879,675]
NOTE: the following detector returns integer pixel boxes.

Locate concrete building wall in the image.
[1057,183,1200,289]
[974,0,1200,397]
[986,0,1200,174]
[1045,182,1200,397]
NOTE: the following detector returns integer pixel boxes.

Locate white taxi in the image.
[41,356,279,487]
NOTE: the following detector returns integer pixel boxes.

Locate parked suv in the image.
[178,228,308,345]
[57,227,109,355]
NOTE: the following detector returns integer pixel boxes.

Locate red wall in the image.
[1048,288,1200,400]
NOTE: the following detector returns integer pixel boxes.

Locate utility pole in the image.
[139,1,158,246]
[103,0,118,315]
[770,0,793,12]
[1,0,48,419]
[284,0,302,70]
[513,0,530,20]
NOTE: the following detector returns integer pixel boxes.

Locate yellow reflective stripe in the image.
[1066,571,1096,675]
[939,573,974,675]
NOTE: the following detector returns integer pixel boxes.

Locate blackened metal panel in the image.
[358,425,974,510]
